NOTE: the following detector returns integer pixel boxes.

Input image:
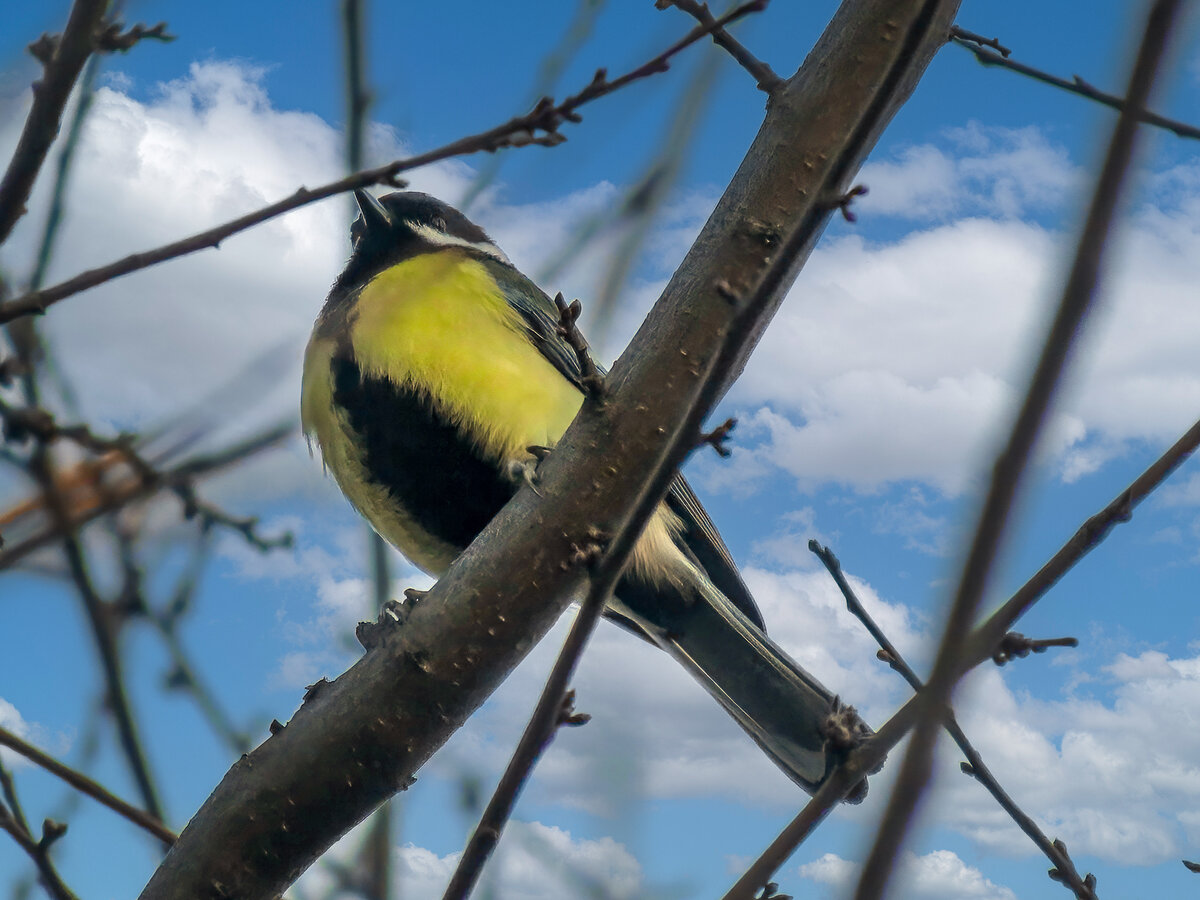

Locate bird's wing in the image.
[666,476,766,632]
[483,257,765,632]
[485,260,587,388]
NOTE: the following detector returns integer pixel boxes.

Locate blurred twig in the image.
[340,4,396,897]
[0,0,109,246]
[0,761,79,900]
[128,527,257,755]
[0,0,767,326]
[853,4,1184,896]
[589,45,721,348]
[966,417,1200,667]
[342,0,371,176]
[0,726,177,845]
[0,422,294,571]
[459,0,605,212]
[53,521,167,825]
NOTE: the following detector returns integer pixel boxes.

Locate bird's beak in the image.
[354,189,392,236]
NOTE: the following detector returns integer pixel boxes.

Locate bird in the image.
[301,190,872,798]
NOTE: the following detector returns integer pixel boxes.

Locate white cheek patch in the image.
[406,220,512,266]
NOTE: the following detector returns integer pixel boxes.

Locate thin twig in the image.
[440,691,593,899]
[0,760,33,847]
[128,528,256,754]
[854,5,1183,897]
[698,417,736,457]
[949,26,1011,57]
[553,293,605,399]
[950,34,1200,141]
[0,762,80,900]
[57,529,167,828]
[94,20,174,52]
[659,0,783,93]
[810,542,1097,899]
[729,412,1200,898]
[0,422,293,571]
[0,0,109,245]
[723,759,877,900]
[172,481,294,552]
[991,632,1078,666]
[0,0,767,327]
[342,0,371,175]
[0,726,177,845]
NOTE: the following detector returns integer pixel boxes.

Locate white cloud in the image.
[1157,471,1200,507]
[869,486,951,556]
[933,650,1200,864]
[297,819,643,900]
[720,148,1200,495]
[858,123,1081,220]
[263,538,436,689]
[0,697,31,767]
[400,821,643,900]
[798,849,1016,900]
[726,218,1060,495]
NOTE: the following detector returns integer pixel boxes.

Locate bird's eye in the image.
[432,216,447,232]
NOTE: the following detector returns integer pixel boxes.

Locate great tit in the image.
[301,190,871,797]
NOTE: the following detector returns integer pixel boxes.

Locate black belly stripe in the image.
[331,355,517,551]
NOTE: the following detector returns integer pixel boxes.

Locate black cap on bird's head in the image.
[332,190,512,301]
[349,190,507,262]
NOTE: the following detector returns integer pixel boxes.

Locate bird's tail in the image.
[613,576,874,801]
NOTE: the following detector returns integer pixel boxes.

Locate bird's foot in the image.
[504,445,554,496]
[355,588,428,650]
[567,524,610,569]
[820,696,879,804]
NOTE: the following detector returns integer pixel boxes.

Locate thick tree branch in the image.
[134,1,961,898]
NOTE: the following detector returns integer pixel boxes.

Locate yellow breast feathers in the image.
[348,252,583,463]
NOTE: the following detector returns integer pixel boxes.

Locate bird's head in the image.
[348,190,511,270]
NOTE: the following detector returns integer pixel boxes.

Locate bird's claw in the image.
[505,445,553,496]
[356,589,427,650]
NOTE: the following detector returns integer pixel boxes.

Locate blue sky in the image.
[2,2,1200,899]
